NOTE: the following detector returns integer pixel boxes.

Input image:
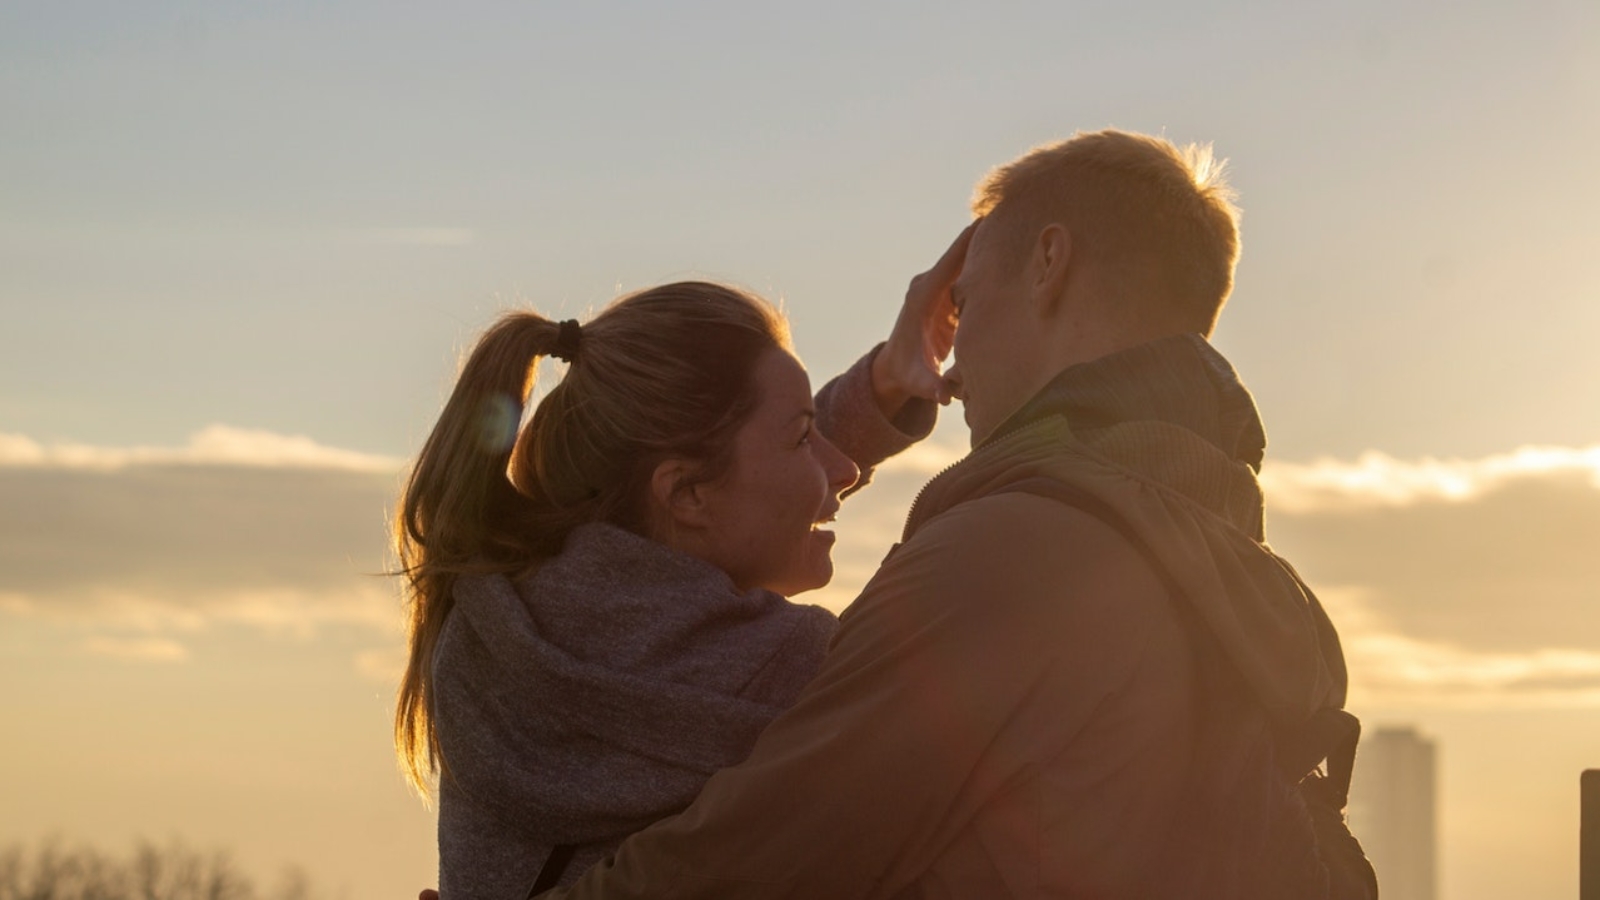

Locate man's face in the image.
[945,218,1043,447]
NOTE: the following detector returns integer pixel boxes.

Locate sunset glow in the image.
[4,2,1597,898]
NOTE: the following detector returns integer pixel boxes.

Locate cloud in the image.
[1267,466,1600,656]
[5,425,1598,707]
[0,426,403,473]
[1317,587,1600,709]
[0,465,396,591]
[13,584,399,638]
[1260,447,1600,707]
[0,431,403,647]
[1353,636,1600,705]
[1260,443,1600,512]
[81,635,190,663]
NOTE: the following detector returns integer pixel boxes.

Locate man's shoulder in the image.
[901,477,1144,567]
[827,477,1195,735]
[858,484,1173,634]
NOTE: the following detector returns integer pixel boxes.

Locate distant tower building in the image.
[1349,725,1438,900]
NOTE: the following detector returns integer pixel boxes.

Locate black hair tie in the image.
[551,319,582,363]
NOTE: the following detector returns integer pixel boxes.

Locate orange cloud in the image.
[1261,444,1600,512]
[0,426,403,473]
[80,635,190,663]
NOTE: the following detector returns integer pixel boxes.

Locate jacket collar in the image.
[986,333,1267,473]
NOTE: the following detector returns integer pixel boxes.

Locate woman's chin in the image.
[771,552,835,597]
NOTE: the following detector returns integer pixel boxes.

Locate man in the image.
[540,129,1353,897]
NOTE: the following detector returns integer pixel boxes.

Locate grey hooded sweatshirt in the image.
[433,523,839,898]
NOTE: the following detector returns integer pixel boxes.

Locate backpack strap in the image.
[1286,707,1362,799]
[999,476,1377,898]
[526,844,577,898]
[998,476,1356,782]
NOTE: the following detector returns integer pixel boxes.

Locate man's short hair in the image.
[972,129,1241,336]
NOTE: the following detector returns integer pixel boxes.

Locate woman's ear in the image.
[650,458,713,532]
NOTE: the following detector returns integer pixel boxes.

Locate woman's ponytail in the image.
[393,282,789,799]
[394,313,565,797]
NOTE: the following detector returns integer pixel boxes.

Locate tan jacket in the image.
[546,335,1347,899]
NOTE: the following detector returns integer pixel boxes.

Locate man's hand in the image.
[871,221,977,419]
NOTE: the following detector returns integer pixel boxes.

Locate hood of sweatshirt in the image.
[905,333,1346,727]
[432,521,837,844]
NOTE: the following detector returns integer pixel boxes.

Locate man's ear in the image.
[1029,224,1072,313]
[650,458,713,531]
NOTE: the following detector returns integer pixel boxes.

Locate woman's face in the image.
[686,348,861,596]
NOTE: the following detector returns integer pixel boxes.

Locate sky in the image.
[2,1,1597,898]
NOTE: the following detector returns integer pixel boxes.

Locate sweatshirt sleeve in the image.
[538,494,1180,899]
[813,344,937,493]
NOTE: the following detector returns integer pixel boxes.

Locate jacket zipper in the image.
[899,416,1062,540]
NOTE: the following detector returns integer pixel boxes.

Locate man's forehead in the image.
[969,217,998,252]
[960,217,998,269]
[961,217,1006,276]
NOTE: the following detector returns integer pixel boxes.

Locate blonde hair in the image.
[393,282,791,797]
[972,129,1241,335]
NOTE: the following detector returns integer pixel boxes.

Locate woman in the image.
[394,270,956,898]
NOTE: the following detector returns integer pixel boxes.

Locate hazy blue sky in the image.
[3,2,1597,898]
[6,0,1598,458]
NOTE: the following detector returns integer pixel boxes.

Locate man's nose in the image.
[942,363,966,402]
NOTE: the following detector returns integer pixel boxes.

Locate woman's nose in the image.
[820,434,860,493]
